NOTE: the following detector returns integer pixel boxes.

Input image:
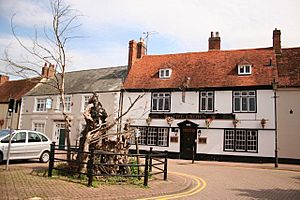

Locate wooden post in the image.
[48,142,55,177]
[164,150,168,181]
[144,153,149,186]
[87,149,94,187]
[149,147,153,172]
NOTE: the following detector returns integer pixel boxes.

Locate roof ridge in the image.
[65,65,127,74]
[145,47,274,57]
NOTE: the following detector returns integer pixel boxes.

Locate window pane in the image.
[235,130,246,151]
[224,130,234,151]
[164,98,170,111]
[234,97,240,111]
[158,99,164,110]
[147,127,157,145]
[201,98,206,110]
[152,99,157,111]
[12,132,26,143]
[158,128,168,146]
[28,132,41,142]
[249,97,256,111]
[207,98,213,111]
[247,130,257,152]
[242,97,247,111]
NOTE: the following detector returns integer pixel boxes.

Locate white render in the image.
[123,89,276,158]
[20,92,121,145]
[277,88,300,159]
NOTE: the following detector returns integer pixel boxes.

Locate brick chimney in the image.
[208,31,221,51]
[0,75,9,84]
[137,38,146,59]
[273,28,281,54]
[41,62,55,78]
[42,62,49,78]
[48,64,55,78]
[128,40,137,69]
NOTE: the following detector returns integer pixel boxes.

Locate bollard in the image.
[87,149,94,187]
[164,150,168,181]
[144,153,149,186]
[48,142,55,177]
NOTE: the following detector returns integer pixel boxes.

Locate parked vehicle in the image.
[0,129,52,163]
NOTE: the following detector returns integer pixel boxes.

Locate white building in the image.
[20,66,127,148]
[122,30,300,163]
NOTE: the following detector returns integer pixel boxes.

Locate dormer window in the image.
[159,68,172,79]
[238,65,252,75]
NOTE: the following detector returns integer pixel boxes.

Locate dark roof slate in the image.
[26,66,127,96]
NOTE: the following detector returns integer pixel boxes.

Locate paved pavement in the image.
[1,159,300,199]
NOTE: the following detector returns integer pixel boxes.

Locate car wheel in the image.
[40,151,50,163]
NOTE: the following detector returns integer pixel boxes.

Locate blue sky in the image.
[0,0,300,75]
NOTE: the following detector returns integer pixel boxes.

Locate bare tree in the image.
[1,0,81,159]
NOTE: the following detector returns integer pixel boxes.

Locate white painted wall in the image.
[124,89,276,158]
[20,91,121,145]
[278,88,300,159]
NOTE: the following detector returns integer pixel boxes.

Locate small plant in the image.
[205,118,213,128]
[233,119,240,128]
[261,118,267,129]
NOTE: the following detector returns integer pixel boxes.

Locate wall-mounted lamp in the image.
[290,109,293,114]
[197,129,202,137]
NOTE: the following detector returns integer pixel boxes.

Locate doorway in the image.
[178,120,198,159]
[58,129,66,149]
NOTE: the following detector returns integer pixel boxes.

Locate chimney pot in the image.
[216,32,219,37]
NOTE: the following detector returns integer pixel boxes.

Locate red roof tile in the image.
[124,48,278,90]
[0,77,41,102]
[277,47,300,87]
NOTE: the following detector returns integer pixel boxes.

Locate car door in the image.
[9,131,27,160]
[26,131,42,158]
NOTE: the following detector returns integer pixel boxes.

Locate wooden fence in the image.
[48,142,168,186]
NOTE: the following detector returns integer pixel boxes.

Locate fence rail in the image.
[48,142,168,186]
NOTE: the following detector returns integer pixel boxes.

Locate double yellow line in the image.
[138,172,206,200]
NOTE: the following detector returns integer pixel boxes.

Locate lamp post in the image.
[272,80,279,168]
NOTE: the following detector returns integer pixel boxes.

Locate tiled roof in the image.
[277,47,300,87]
[124,48,278,90]
[26,66,127,96]
[0,77,41,102]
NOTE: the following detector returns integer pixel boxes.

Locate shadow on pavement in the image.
[233,188,300,200]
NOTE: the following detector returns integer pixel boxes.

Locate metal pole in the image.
[274,90,278,168]
[5,128,12,170]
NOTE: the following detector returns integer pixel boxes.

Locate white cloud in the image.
[1,0,300,77]
[0,0,52,28]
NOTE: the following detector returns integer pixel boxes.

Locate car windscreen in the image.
[0,130,11,138]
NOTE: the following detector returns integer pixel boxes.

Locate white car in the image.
[0,129,52,163]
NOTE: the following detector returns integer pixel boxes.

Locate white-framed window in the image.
[158,128,168,146]
[224,130,235,151]
[224,129,258,152]
[159,68,172,79]
[58,96,72,112]
[134,126,169,147]
[238,65,252,75]
[35,98,47,112]
[199,91,214,112]
[233,90,256,112]
[147,127,157,145]
[137,127,147,145]
[33,122,45,133]
[82,95,91,112]
[152,93,171,112]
